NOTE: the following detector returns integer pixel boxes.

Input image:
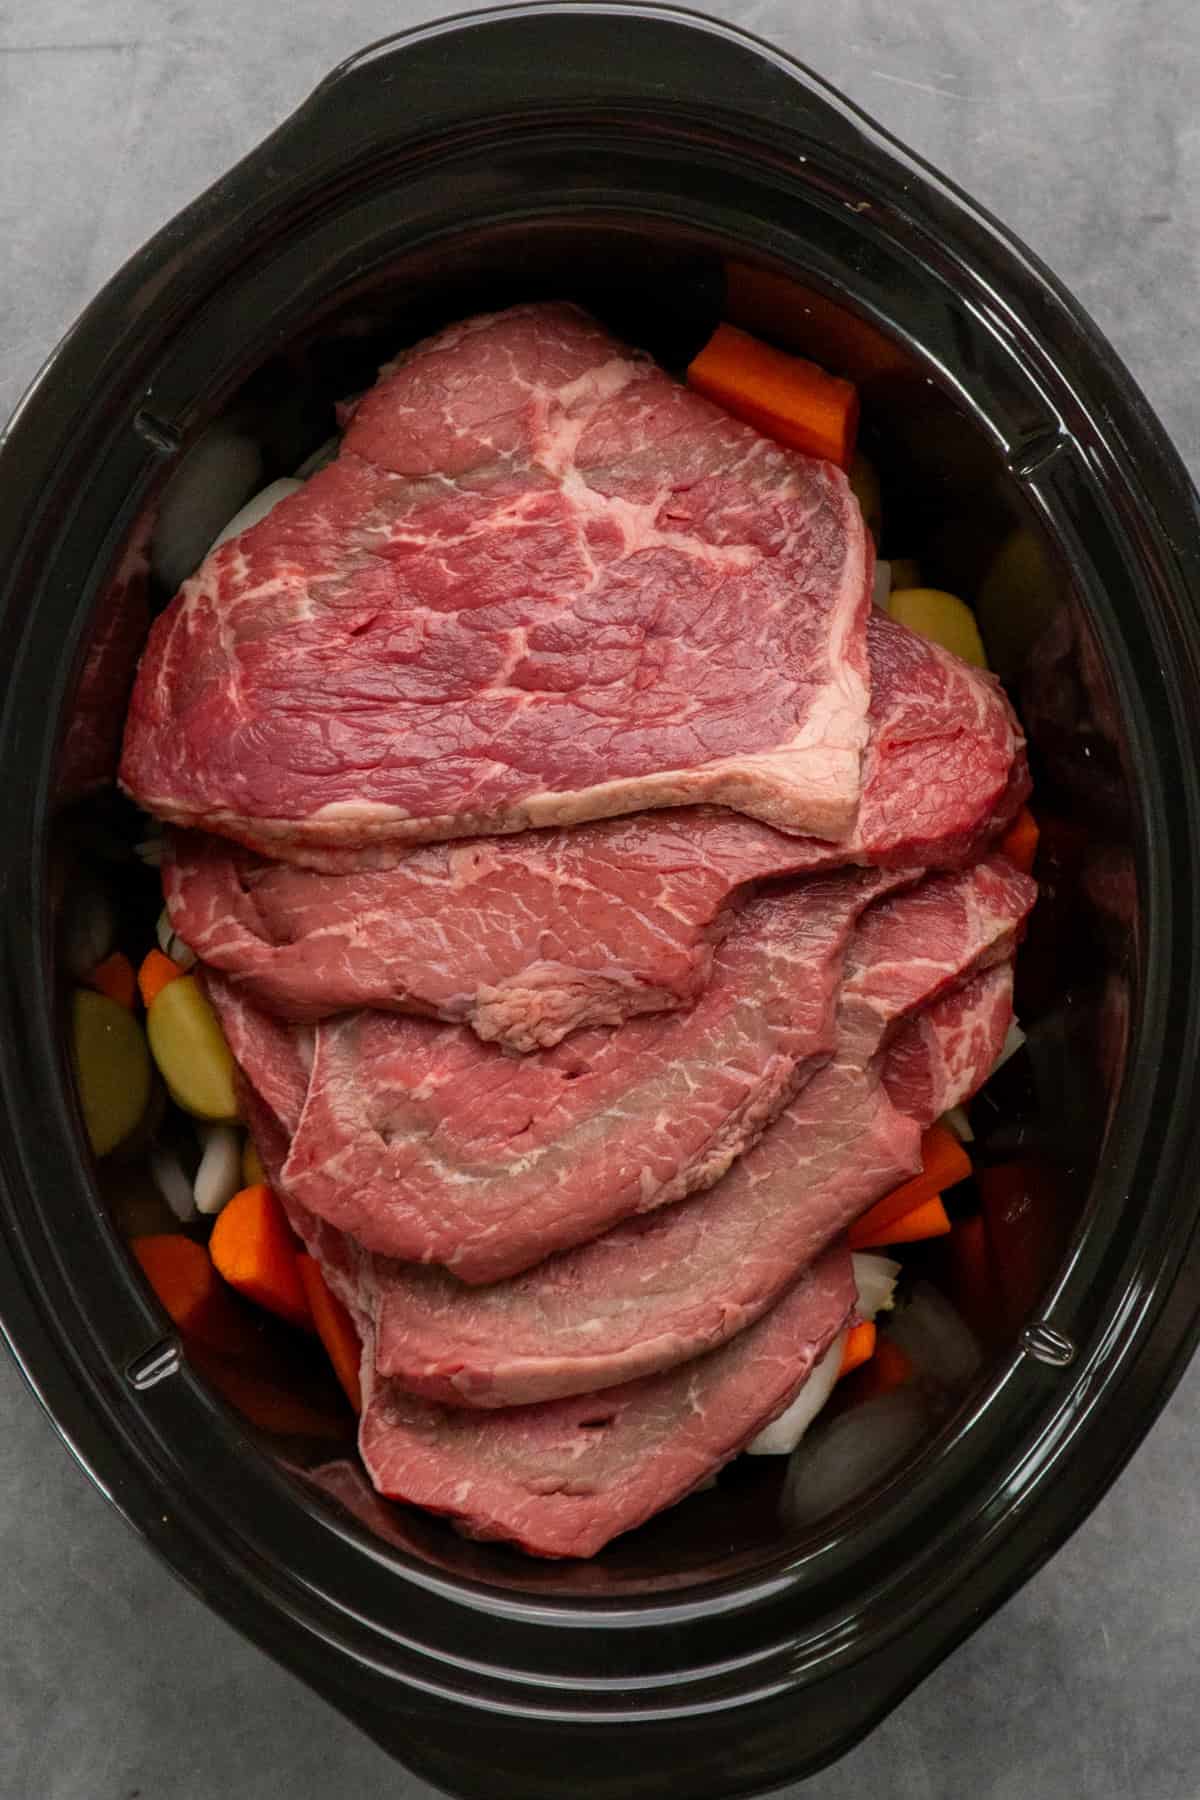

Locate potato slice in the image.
[146,975,238,1122]
[71,989,153,1157]
[888,586,988,669]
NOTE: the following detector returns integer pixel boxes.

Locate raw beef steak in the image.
[121,303,873,858]
[880,960,1016,1123]
[272,868,909,1280]
[164,610,1026,1049]
[362,862,1028,1406]
[212,1040,858,1563]
[358,1244,856,1560]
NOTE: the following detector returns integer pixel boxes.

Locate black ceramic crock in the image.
[2,7,1200,1796]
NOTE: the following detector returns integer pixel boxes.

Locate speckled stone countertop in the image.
[2,4,1198,1796]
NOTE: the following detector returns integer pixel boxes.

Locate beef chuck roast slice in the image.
[207,1028,860,1563]
[352,951,1014,1558]
[209,860,1029,1412]
[361,860,1030,1406]
[880,959,1016,1123]
[121,303,874,860]
[358,1244,857,1560]
[247,867,909,1281]
[163,611,1026,1049]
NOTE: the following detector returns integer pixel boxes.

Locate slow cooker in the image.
[2,7,1199,1795]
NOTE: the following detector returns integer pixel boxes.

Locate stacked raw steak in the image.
[122,303,1034,1559]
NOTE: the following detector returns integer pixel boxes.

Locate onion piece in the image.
[207,477,304,555]
[749,1253,902,1456]
[782,1389,929,1526]
[151,427,263,592]
[156,906,197,972]
[851,1252,901,1320]
[149,1147,196,1223]
[193,1123,243,1217]
[746,1329,847,1457]
[885,1281,982,1394]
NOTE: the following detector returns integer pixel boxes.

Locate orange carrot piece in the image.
[847,1123,970,1249]
[999,807,1040,874]
[131,1234,260,1357]
[830,1335,913,1415]
[948,1212,1000,1345]
[209,1184,314,1331]
[89,951,136,1011]
[138,948,183,1010]
[686,323,859,468]
[297,1254,363,1414]
[189,1344,346,1440]
[852,1195,952,1250]
[850,1336,914,1404]
[838,1319,877,1378]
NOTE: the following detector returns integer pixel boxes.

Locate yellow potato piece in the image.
[888,586,988,669]
[71,989,152,1158]
[146,974,239,1122]
[242,1137,266,1187]
[848,452,882,542]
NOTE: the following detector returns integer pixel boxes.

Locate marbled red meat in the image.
[357,861,1028,1407]
[121,303,873,859]
[164,610,1026,1049]
[357,1243,856,1560]
[212,865,908,1282]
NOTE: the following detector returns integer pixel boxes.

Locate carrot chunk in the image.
[131,1234,259,1357]
[999,807,1040,874]
[138,948,183,1010]
[849,1337,914,1404]
[838,1319,877,1378]
[88,951,136,1011]
[297,1254,363,1414]
[686,323,859,467]
[209,1184,313,1331]
[847,1124,970,1249]
[851,1195,952,1250]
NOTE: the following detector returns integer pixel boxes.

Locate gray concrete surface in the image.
[2,2,1198,1795]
